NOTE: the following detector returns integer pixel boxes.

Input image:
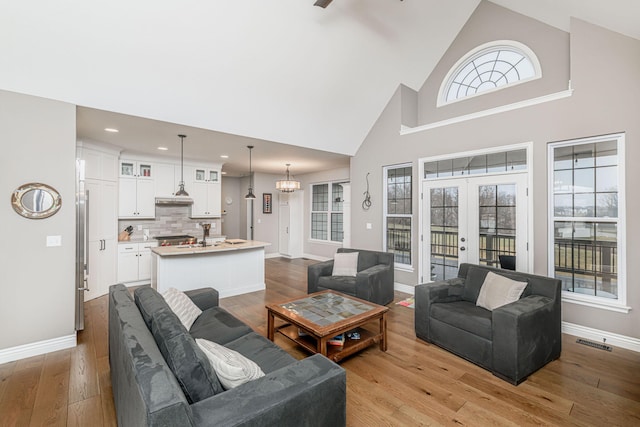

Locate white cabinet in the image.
[191,166,221,218]
[117,241,158,284]
[155,163,179,197]
[80,145,119,301]
[119,159,155,218]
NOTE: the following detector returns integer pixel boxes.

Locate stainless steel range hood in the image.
[155,196,193,205]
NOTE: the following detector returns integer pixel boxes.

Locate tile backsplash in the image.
[118,205,222,240]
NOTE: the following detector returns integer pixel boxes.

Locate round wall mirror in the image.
[11,183,62,219]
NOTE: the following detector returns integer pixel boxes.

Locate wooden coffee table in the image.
[266,290,388,362]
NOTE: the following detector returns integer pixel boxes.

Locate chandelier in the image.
[276,164,301,193]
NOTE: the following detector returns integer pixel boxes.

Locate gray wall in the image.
[351,8,640,339]
[0,90,76,350]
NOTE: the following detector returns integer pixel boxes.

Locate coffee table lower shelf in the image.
[275,324,380,362]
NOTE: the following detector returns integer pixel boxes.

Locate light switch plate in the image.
[46,235,62,247]
[366,223,372,230]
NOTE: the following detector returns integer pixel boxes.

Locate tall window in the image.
[548,133,626,310]
[311,182,346,242]
[384,165,412,267]
[439,41,541,106]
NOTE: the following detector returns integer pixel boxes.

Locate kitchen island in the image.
[150,240,271,298]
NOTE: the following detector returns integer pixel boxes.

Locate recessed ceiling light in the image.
[220,155,229,159]
[157,147,169,151]
[104,128,119,133]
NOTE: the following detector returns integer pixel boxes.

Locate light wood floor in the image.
[1,257,639,426]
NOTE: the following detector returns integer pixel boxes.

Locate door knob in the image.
[460,237,466,242]
[460,246,466,251]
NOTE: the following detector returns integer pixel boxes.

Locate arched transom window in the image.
[439,40,541,105]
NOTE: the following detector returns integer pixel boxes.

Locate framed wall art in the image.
[263,193,272,214]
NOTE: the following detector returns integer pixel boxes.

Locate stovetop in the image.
[153,235,197,246]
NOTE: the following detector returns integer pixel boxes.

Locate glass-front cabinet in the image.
[120,160,153,179]
[194,168,219,183]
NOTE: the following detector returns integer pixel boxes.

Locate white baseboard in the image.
[0,333,77,364]
[562,322,640,353]
[302,253,331,262]
[265,253,281,259]
[394,282,415,295]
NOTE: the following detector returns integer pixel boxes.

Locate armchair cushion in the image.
[332,252,359,276]
[430,301,492,340]
[318,275,356,295]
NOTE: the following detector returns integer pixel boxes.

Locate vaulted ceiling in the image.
[2,1,639,175]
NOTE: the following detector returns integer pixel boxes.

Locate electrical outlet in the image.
[211,223,216,229]
[137,225,142,230]
[46,235,62,247]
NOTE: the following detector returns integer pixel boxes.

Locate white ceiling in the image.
[2,1,639,176]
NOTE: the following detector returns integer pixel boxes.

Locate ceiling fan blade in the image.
[314,0,334,8]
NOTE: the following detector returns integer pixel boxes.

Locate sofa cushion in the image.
[224,332,297,374]
[151,309,224,403]
[430,301,492,340]
[189,306,254,345]
[332,252,359,276]
[461,265,490,303]
[476,272,528,311]
[134,286,173,330]
[162,287,202,330]
[196,338,265,390]
[317,275,356,296]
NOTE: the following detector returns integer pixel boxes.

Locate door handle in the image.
[460,246,466,251]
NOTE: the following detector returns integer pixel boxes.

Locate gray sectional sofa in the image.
[109,284,346,426]
[415,263,561,385]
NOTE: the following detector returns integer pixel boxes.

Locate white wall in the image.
[0,90,76,355]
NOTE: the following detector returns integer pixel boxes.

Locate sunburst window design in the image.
[439,41,541,105]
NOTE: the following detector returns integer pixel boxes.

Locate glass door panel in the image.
[423,180,467,282]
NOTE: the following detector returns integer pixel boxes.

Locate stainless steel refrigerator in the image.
[75,156,89,330]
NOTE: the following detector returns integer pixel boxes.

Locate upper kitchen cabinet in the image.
[119,158,155,218]
[119,160,153,179]
[155,162,180,197]
[194,167,219,183]
[190,165,221,218]
[83,147,118,182]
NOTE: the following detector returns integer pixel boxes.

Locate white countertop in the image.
[151,240,270,257]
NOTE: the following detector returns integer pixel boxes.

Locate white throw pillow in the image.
[476,272,528,311]
[332,252,359,277]
[196,338,265,389]
[162,287,202,330]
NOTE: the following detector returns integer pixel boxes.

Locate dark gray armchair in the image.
[307,248,394,305]
[415,263,561,385]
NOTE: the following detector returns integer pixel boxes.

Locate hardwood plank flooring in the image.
[0,257,638,426]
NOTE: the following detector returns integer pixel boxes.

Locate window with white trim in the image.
[311,181,346,242]
[548,133,626,308]
[384,165,412,267]
[440,41,541,105]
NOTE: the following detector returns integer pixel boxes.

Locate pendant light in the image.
[176,135,189,196]
[175,134,189,196]
[245,145,256,199]
[276,164,301,193]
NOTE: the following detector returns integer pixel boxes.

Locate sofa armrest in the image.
[414,279,464,342]
[185,288,219,311]
[190,354,346,427]
[492,294,562,384]
[307,260,334,294]
[355,264,394,305]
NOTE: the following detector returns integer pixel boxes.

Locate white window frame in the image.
[547,133,629,313]
[383,163,413,271]
[438,40,542,107]
[309,181,346,244]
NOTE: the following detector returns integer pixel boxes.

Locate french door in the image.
[422,173,528,282]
